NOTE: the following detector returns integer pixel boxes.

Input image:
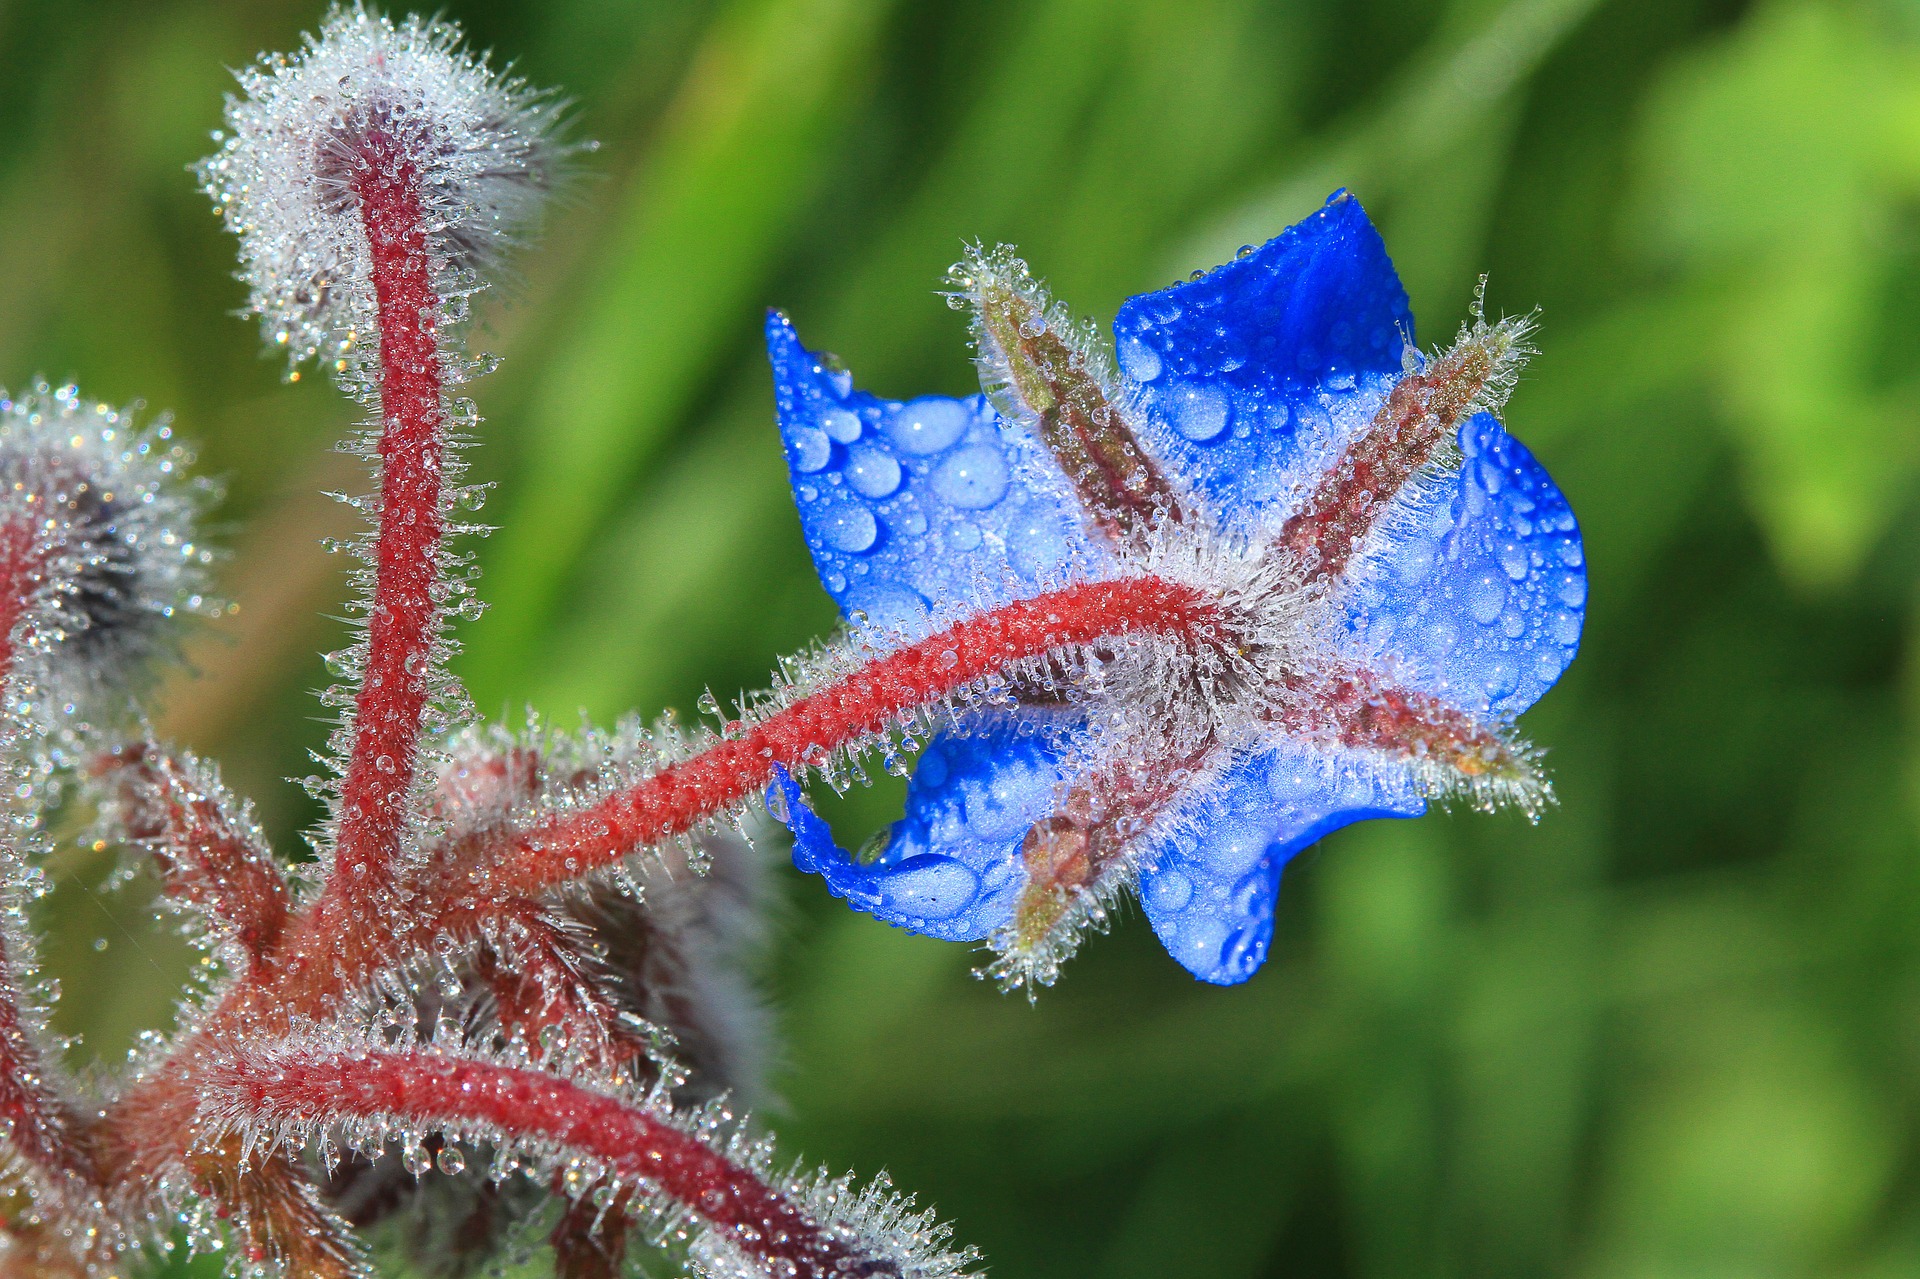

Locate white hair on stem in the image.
[195,3,573,371]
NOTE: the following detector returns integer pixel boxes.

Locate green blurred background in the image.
[6,0,1918,1273]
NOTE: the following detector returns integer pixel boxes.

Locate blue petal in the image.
[769,721,1070,942]
[1139,746,1426,985]
[1345,412,1586,721]
[1111,191,1413,525]
[766,312,1109,643]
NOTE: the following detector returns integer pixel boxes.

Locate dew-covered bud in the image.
[195,3,570,367]
[0,384,213,708]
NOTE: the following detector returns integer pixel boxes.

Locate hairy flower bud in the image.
[0,384,212,711]
[195,3,569,368]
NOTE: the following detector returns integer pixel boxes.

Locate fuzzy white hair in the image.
[195,3,569,369]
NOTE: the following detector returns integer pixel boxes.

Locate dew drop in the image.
[1170,383,1230,442]
[845,446,902,498]
[1485,657,1519,700]
[947,519,982,551]
[1118,336,1162,382]
[822,407,863,444]
[931,445,1009,509]
[437,1146,466,1175]
[875,856,979,921]
[1145,869,1193,913]
[1497,539,1530,582]
[1466,573,1506,625]
[844,583,928,636]
[821,503,878,553]
[1006,504,1069,576]
[789,427,831,473]
[1198,820,1267,879]
[885,397,968,454]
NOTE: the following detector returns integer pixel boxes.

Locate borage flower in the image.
[766,192,1585,989]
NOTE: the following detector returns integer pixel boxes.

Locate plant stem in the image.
[214,1048,894,1279]
[326,139,450,912]
[488,575,1223,898]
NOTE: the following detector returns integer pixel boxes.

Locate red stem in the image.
[107,576,1225,1193]
[488,576,1223,898]
[0,516,96,1187]
[100,747,291,971]
[327,141,449,907]
[216,1049,895,1278]
[0,517,41,675]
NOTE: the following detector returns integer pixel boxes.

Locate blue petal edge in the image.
[1139,746,1426,985]
[1111,191,1414,524]
[1346,412,1586,721]
[769,729,1044,942]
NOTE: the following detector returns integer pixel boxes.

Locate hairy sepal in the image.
[950,245,1183,543]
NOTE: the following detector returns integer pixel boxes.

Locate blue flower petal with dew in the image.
[1345,411,1584,720]
[767,312,1111,645]
[768,718,1068,941]
[764,193,1585,986]
[1112,191,1414,529]
[1137,746,1425,985]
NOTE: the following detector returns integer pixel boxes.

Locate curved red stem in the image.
[214,1049,894,1278]
[489,576,1223,897]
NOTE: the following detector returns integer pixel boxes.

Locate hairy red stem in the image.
[101,747,291,971]
[490,576,1223,897]
[0,517,41,676]
[0,516,97,1188]
[214,1049,895,1278]
[327,141,449,909]
[108,576,1224,1198]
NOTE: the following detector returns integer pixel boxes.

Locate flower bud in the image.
[195,3,569,368]
[0,384,212,708]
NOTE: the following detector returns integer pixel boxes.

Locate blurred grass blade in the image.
[1169,0,1606,276]
[470,0,895,705]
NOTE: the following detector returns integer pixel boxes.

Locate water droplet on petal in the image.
[845,446,901,498]
[1466,573,1506,625]
[789,427,830,473]
[931,445,1009,509]
[1118,336,1162,382]
[822,407,863,443]
[1146,868,1193,913]
[885,397,969,454]
[875,856,979,922]
[1170,383,1230,442]
[821,503,878,553]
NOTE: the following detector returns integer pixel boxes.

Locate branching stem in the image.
[487,576,1224,898]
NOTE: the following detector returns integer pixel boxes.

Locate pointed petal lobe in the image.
[770,721,1070,941]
